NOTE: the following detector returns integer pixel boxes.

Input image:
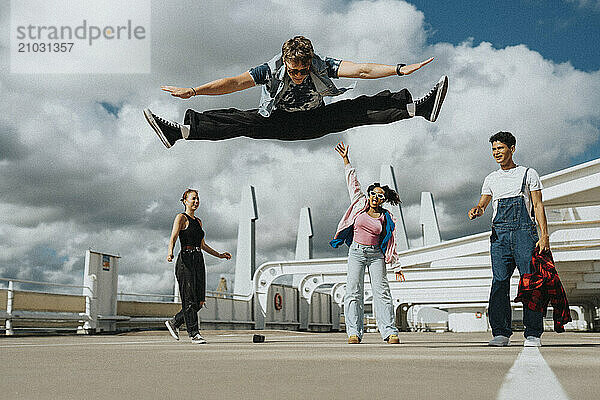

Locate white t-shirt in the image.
[481,165,543,221]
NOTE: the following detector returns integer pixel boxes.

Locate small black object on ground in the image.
[252,334,265,343]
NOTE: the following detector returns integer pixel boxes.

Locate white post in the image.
[173,281,180,303]
[293,207,314,288]
[5,281,14,336]
[83,274,98,333]
[420,192,442,246]
[380,165,409,250]
[295,207,313,260]
[233,186,258,297]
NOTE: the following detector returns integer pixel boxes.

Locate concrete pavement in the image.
[1,330,599,399]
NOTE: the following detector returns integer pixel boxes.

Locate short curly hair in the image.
[489,131,516,148]
[282,36,314,65]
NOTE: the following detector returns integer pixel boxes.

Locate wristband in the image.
[396,63,406,76]
[190,87,197,96]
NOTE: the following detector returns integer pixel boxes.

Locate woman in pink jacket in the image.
[330,142,404,344]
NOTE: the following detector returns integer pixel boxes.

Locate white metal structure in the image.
[1,277,95,335]
[233,186,258,297]
[252,157,600,331]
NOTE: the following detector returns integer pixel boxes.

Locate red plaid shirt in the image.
[514,248,572,333]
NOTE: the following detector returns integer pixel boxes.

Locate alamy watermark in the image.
[11,0,151,73]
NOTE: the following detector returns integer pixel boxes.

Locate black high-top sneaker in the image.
[164,319,179,341]
[415,76,449,122]
[143,108,187,148]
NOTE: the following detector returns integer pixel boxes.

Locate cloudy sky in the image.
[1,0,599,295]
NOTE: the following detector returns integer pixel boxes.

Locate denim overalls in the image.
[489,168,544,338]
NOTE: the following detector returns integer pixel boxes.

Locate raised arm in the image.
[335,142,363,202]
[337,57,434,79]
[468,195,492,220]
[161,71,256,99]
[335,141,350,166]
[531,190,550,252]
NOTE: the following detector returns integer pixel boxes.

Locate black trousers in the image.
[173,251,206,336]
[183,89,412,141]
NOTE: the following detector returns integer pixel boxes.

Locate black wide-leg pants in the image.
[183,89,412,141]
[173,251,206,337]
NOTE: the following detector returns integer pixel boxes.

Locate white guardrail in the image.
[0,276,96,336]
[116,289,236,302]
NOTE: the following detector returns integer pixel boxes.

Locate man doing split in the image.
[143,36,448,147]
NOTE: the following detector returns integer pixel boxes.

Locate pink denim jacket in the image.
[330,163,399,265]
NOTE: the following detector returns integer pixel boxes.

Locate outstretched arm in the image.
[161,71,256,99]
[468,195,492,220]
[337,57,434,79]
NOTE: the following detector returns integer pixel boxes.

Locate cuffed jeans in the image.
[489,225,544,338]
[344,242,398,340]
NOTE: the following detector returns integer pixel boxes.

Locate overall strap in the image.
[519,168,535,219]
[520,167,530,194]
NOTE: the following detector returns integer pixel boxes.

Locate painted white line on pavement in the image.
[497,347,569,400]
[0,340,175,349]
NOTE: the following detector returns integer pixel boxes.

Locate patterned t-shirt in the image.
[249,57,341,112]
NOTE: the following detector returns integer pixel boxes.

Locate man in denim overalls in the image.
[469,131,550,347]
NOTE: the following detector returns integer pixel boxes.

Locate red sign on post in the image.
[274,293,283,311]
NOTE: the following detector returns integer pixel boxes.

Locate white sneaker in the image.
[488,335,510,347]
[524,336,542,347]
[164,319,179,341]
[190,333,207,344]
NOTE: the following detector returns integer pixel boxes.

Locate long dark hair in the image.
[367,183,401,206]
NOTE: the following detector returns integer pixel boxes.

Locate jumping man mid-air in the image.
[144,36,449,148]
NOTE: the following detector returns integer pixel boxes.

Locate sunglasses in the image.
[287,66,310,76]
[369,191,386,200]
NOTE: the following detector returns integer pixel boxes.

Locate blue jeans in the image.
[489,225,544,338]
[344,242,398,340]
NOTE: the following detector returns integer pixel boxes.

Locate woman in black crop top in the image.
[165,189,232,344]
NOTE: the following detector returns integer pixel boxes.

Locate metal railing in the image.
[116,289,237,303]
[0,276,95,336]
